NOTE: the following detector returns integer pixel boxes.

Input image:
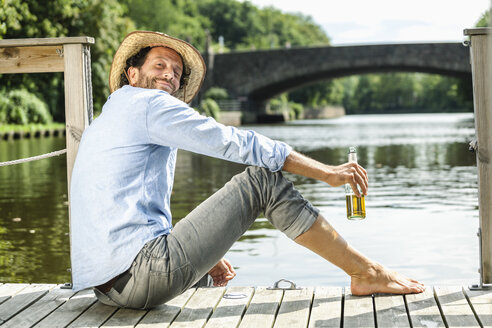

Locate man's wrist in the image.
[322,165,335,184]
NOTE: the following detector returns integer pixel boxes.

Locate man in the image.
[70,31,424,309]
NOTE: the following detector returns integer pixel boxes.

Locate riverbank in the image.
[0,123,66,141]
[301,105,345,119]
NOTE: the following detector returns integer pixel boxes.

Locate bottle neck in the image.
[348,152,357,163]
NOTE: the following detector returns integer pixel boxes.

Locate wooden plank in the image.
[2,285,75,328]
[0,284,30,305]
[434,286,479,328]
[0,45,64,74]
[36,289,98,328]
[0,37,94,47]
[0,284,56,324]
[406,287,445,328]
[467,29,492,283]
[67,300,118,328]
[136,288,196,328]
[170,287,226,328]
[464,28,491,36]
[274,287,313,328]
[238,287,283,328]
[464,287,492,328]
[308,287,343,328]
[101,308,148,328]
[343,287,375,328]
[204,287,254,328]
[374,293,410,328]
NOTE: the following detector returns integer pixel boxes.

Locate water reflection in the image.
[0,137,69,283]
[0,113,479,287]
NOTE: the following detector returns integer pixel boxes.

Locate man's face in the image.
[129,47,183,95]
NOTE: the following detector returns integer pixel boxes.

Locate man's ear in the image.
[127,66,139,86]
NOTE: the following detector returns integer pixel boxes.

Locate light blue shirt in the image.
[70,86,292,291]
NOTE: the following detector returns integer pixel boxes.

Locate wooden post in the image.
[63,43,91,193]
[464,27,492,285]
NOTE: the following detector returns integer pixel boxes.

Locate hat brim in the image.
[109,31,206,104]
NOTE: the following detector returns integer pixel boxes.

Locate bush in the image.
[0,96,8,123]
[289,102,304,119]
[269,98,284,112]
[0,89,53,124]
[203,87,229,101]
[199,98,221,120]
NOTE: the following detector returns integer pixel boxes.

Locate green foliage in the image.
[199,1,330,50]
[122,0,208,51]
[203,87,229,101]
[289,102,303,120]
[268,98,283,112]
[268,93,303,119]
[0,122,65,133]
[0,89,53,124]
[0,0,134,121]
[0,0,34,36]
[476,10,490,27]
[340,73,472,114]
[269,93,288,112]
[199,98,221,119]
[197,0,263,50]
[289,80,344,108]
[125,0,329,52]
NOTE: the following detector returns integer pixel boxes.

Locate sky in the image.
[242,0,491,45]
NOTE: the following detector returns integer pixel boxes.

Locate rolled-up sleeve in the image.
[146,93,291,171]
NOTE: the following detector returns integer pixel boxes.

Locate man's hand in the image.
[326,162,368,197]
[208,258,236,287]
[283,150,368,197]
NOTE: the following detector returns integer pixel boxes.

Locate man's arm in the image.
[282,150,368,197]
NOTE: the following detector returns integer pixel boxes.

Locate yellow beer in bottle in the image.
[345,147,366,220]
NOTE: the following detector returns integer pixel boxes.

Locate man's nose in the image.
[162,67,174,80]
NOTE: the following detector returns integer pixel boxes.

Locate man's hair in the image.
[119,46,188,89]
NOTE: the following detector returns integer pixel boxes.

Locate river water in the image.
[0,112,479,288]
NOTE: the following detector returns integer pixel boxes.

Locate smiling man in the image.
[126,47,182,94]
[69,31,424,309]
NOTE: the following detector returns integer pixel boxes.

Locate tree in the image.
[123,0,208,51]
[196,0,330,51]
[476,9,490,27]
[289,80,343,108]
[0,0,134,120]
[374,73,416,111]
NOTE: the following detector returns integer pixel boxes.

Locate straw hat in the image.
[109,31,206,103]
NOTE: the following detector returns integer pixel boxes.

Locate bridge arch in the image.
[206,43,470,111]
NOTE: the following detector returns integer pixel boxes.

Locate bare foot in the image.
[350,263,425,295]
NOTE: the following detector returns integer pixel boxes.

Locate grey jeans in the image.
[94,166,319,309]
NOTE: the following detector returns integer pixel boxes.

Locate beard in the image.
[137,75,177,94]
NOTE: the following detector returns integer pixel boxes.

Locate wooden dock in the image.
[0,284,490,327]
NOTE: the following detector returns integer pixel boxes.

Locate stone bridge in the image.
[202,43,470,117]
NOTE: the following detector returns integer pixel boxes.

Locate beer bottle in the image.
[345,147,366,220]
